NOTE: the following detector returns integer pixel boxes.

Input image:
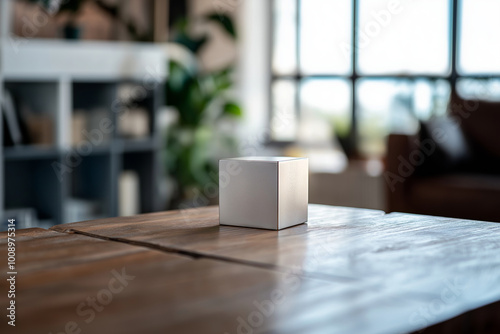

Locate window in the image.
[270,0,500,158]
[459,0,500,74]
[300,0,352,75]
[356,79,450,156]
[299,79,351,144]
[357,0,450,75]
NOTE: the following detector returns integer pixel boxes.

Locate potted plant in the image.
[165,14,242,209]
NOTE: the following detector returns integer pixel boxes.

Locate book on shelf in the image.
[2,89,24,146]
[2,89,55,147]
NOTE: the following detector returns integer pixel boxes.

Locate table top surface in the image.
[2,204,500,334]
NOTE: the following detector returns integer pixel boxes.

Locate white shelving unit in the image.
[0,0,168,228]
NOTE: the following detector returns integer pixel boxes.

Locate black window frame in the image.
[268,0,499,155]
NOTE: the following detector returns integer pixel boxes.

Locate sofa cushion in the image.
[418,116,474,175]
[410,174,500,222]
[449,92,500,159]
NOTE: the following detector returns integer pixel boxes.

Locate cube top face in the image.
[219,157,308,230]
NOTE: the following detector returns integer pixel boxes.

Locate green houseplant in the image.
[165,14,242,208]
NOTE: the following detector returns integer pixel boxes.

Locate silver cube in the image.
[219,157,308,230]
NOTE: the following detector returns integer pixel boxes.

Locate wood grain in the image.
[49,204,500,333]
[51,205,500,286]
[3,205,500,333]
[51,205,386,277]
[0,227,441,334]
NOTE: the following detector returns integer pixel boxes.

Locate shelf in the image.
[2,145,115,160]
[67,155,113,223]
[118,138,159,153]
[67,145,112,156]
[4,159,62,223]
[4,81,59,148]
[1,37,167,228]
[121,150,159,214]
[3,146,61,160]
[1,39,168,81]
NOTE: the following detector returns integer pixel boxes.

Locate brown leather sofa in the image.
[385,91,500,222]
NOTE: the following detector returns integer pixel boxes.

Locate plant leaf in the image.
[205,13,237,39]
[223,102,242,117]
[174,34,208,54]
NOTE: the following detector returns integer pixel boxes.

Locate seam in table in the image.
[50,227,359,283]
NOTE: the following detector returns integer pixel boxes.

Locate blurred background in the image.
[1,0,500,230]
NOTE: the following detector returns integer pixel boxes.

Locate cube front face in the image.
[219,159,278,229]
[219,157,308,230]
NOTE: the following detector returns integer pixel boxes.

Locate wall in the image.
[188,0,270,143]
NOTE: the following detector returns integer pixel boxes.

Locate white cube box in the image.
[219,157,308,230]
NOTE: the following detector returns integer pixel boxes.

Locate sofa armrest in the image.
[385,133,418,213]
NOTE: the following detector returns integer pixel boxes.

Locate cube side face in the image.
[219,160,279,230]
[278,159,308,229]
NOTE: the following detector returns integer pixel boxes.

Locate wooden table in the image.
[2,204,500,334]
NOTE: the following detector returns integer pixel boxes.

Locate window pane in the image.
[457,79,500,101]
[357,0,450,75]
[459,0,500,74]
[300,0,352,75]
[272,80,297,141]
[357,79,450,157]
[412,79,450,120]
[299,79,352,144]
[273,0,297,75]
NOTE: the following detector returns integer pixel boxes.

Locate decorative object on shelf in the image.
[27,0,84,39]
[219,157,308,230]
[2,88,55,147]
[24,113,53,146]
[25,0,154,41]
[63,21,81,40]
[1,89,24,146]
[71,110,86,146]
[71,108,112,146]
[118,171,140,217]
[116,84,151,139]
[164,13,242,209]
[118,108,150,139]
